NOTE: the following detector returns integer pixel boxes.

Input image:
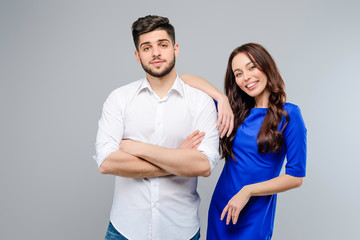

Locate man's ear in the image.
[174,43,179,58]
[135,50,141,64]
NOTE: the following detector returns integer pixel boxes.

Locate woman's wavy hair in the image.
[221,43,289,161]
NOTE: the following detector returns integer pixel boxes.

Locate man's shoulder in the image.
[178,81,217,114]
[111,79,143,94]
[108,78,144,99]
[181,81,213,103]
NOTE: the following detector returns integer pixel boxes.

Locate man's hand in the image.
[180,130,205,149]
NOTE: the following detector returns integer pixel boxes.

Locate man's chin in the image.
[149,73,167,78]
[145,68,173,78]
[141,59,175,78]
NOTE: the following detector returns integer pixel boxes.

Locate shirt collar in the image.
[169,75,185,97]
[137,75,184,98]
[138,77,152,93]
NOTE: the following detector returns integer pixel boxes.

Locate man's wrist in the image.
[134,142,145,158]
[120,140,142,157]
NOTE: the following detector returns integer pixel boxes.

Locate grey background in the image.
[1,0,359,239]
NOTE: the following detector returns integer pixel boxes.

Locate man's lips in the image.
[151,60,165,66]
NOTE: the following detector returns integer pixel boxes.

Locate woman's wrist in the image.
[216,93,228,102]
[242,185,254,197]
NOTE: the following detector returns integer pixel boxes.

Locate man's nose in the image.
[152,46,160,57]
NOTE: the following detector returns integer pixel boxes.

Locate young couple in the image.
[94,15,307,240]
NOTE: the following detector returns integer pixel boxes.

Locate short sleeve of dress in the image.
[283,104,307,177]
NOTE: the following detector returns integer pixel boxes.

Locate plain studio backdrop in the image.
[1,0,359,239]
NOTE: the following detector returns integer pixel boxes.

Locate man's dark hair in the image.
[132,15,175,50]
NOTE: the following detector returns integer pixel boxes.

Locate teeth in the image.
[247,82,257,88]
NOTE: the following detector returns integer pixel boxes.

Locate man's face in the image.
[135,30,178,78]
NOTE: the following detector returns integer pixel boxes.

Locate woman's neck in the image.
[254,90,270,108]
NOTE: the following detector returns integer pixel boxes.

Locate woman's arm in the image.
[180,74,234,138]
[221,174,304,225]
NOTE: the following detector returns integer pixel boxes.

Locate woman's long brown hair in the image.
[221,43,289,161]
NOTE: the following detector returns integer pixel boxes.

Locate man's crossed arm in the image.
[99,130,209,178]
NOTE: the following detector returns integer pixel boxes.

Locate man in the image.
[94,15,220,240]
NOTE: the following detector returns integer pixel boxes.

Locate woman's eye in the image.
[235,72,242,77]
[249,66,256,70]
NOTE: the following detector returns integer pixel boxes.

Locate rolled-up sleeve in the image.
[194,93,220,172]
[93,90,124,168]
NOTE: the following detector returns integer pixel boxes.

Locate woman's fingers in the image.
[216,110,222,130]
[218,114,234,138]
[219,115,228,138]
[226,207,233,225]
[220,204,229,221]
[221,201,243,225]
[217,96,234,138]
[227,116,234,137]
[232,208,240,225]
[221,204,235,225]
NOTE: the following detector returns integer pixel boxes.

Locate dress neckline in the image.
[250,107,268,111]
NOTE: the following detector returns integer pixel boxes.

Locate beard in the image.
[140,55,176,78]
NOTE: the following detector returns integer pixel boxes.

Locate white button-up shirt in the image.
[94,76,220,240]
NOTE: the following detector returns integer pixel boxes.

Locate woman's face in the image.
[232,52,269,105]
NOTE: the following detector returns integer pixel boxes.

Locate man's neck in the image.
[146,69,177,99]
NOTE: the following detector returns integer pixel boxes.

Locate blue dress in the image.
[207,103,307,240]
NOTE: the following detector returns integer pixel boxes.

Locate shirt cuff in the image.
[197,144,220,172]
[93,144,119,168]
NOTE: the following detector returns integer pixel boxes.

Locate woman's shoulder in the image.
[283,102,302,115]
[283,102,306,127]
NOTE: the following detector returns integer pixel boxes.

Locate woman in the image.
[181,43,306,239]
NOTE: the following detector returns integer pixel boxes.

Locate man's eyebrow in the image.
[157,39,171,43]
[139,39,171,48]
[139,41,151,48]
